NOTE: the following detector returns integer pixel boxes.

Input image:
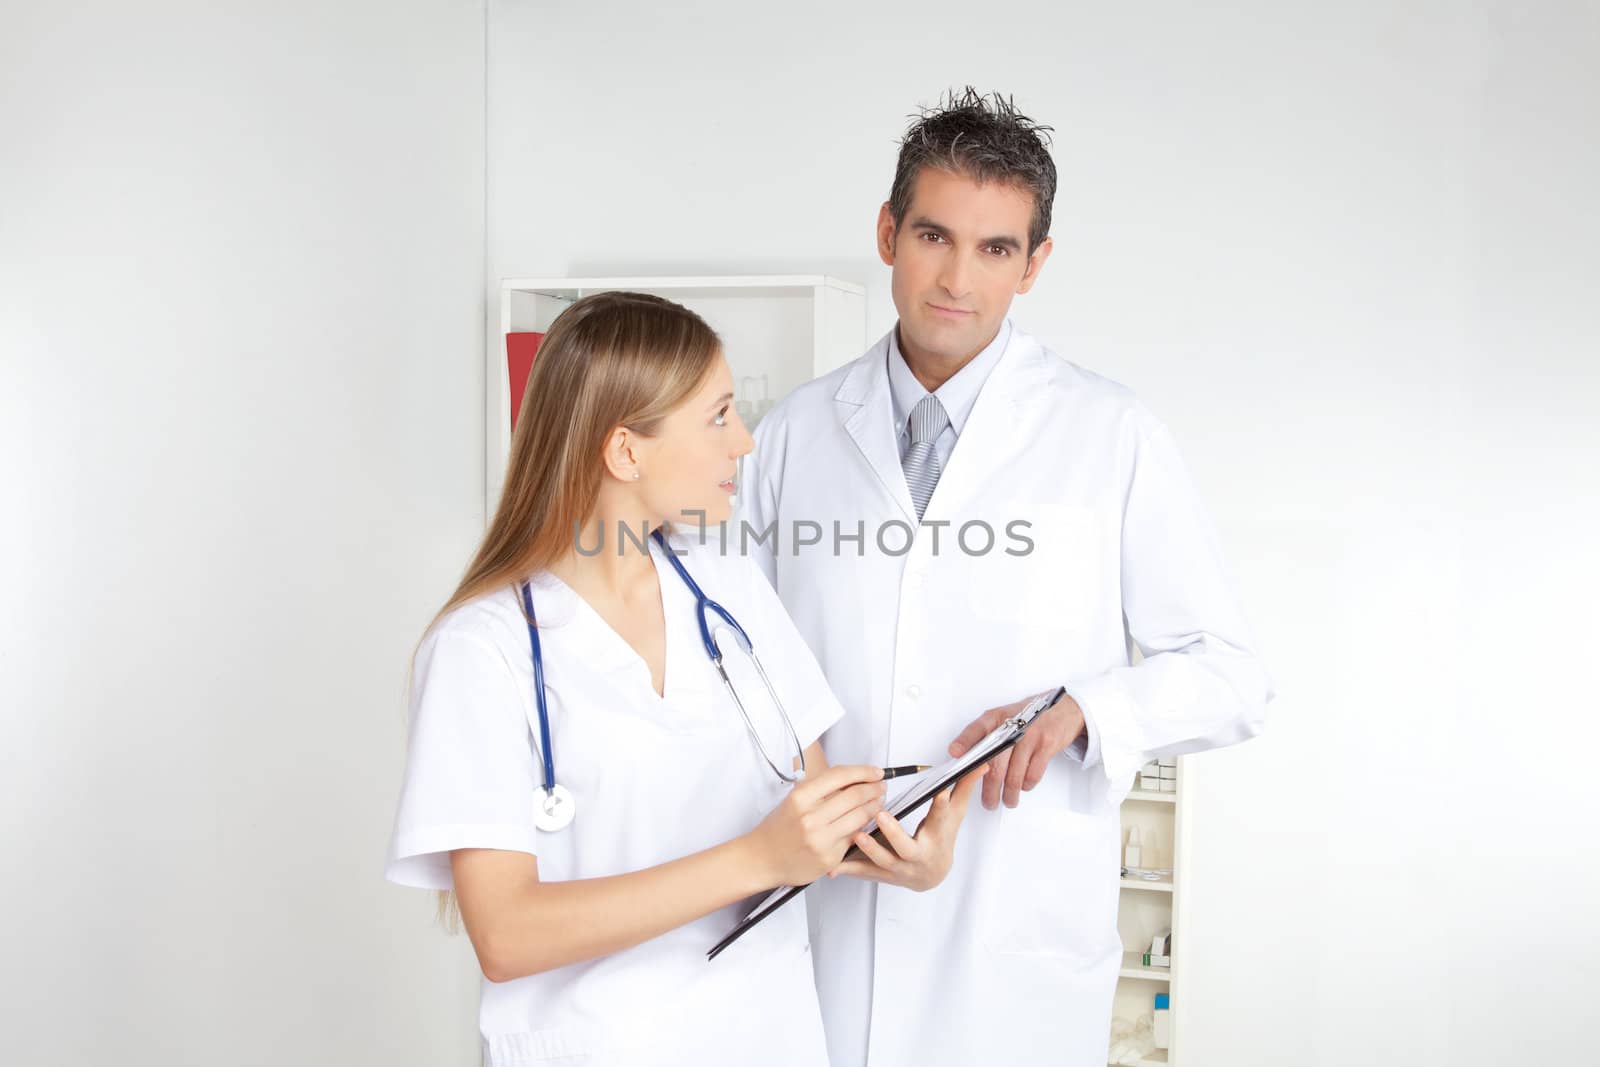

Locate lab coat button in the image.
[906,684,921,699]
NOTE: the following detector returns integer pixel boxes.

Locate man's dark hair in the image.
[887,88,1057,255]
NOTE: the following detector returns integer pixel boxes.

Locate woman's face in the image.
[635,354,754,528]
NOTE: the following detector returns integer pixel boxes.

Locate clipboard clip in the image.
[1016,686,1067,726]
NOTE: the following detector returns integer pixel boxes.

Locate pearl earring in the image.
[633,471,641,481]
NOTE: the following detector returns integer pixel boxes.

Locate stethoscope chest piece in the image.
[532,784,575,832]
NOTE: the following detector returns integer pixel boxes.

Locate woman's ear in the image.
[600,426,640,483]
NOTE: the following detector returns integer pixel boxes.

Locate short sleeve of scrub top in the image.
[386,622,539,891]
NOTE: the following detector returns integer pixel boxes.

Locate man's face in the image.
[877,167,1053,365]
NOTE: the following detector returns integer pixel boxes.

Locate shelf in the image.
[1109,1052,1168,1067]
[490,272,866,516]
[500,274,865,299]
[1119,874,1175,893]
[1113,759,1184,1066]
[1117,952,1172,982]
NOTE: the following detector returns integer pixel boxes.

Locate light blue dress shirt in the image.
[887,318,1014,469]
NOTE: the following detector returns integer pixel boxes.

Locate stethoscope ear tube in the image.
[520,581,558,795]
[714,649,807,784]
[520,531,810,833]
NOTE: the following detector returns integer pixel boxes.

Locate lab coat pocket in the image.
[976,804,1118,959]
[967,503,1104,630]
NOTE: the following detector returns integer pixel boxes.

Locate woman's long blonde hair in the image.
[426,290,721,929]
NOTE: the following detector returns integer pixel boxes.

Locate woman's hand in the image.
[830,765,987,892]
[452,761,883,981]
[743,764,886,888]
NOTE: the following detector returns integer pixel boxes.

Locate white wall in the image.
[487,2,1597,1065]
[2,3,487,1064]
[5,2,1594,1064]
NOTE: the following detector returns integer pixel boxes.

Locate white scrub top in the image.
[386,529,843,1067]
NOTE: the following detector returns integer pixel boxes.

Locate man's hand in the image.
[829,766,987,891]
[948,690,1086,810]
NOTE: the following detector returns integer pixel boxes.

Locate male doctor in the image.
[738,90,1273,1066]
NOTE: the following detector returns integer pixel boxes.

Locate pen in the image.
[881,764,931,780]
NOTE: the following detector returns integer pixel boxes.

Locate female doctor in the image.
[385,292,909,1066]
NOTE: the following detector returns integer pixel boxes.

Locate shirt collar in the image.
[887,318,1014,439]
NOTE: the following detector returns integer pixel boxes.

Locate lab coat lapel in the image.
[835,333,917,523]
[920,327,1052,521]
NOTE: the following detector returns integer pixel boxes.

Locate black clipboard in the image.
[707,686,1067,961]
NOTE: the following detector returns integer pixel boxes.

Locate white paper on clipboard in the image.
[736,687,1065,926]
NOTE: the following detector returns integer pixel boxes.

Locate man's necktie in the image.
[902,394,950,522]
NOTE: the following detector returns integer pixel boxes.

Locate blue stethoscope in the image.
[519,528,806,831]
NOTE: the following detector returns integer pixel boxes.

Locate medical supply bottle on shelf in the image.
[1153,993,1171,1050]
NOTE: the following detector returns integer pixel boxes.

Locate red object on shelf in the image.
[505,332,544,429]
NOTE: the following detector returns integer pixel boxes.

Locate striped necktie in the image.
[901,394,950,522]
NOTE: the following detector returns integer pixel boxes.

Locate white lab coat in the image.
[739,322,1271,1067]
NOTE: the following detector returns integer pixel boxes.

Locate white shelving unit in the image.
[489,274,867,514]
[1110,758,1191,1067]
